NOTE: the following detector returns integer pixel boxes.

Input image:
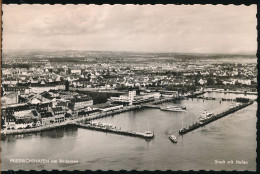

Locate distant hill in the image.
[2,49,256,62]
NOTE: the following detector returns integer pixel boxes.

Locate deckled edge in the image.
[257,3,259,173]
[0,0,259,174]
[0,0,259,5]
[0,0,3,173]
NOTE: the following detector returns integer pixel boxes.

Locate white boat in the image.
[230,102,240,109]
[169,135,177,143]
[200,110,213,117]
[198,110,214,123]
[160,106,186,112]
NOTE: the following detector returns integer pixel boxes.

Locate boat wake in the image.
[165,128,180,138]
[164,130,170,136]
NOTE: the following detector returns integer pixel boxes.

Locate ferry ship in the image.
[160,106,186,112]
[169,135,178,143]
[198,110,214,124]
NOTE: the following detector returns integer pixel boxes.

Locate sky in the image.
[2,4,257,54]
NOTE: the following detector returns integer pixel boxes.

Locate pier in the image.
[196,96,235,101]
[179,100,254,135]
[1,121,74,135]
[214,90,257,95]
[142,105,161,109]
[75,123,154,139]
[197,96,216,100]
[221,98,235,101]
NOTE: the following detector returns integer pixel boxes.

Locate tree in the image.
[65,80,70,91]
[216,79,223,85]
[195,77,199,86]
[1,118,5,127]
[207,78,215,85]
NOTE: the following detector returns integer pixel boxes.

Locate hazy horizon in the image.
[2,48,256,56]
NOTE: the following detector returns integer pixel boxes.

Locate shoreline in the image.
[204,90,257,95]
[1,98,174,136]
[1,95,255,136]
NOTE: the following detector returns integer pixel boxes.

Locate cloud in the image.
[2,4,257,54]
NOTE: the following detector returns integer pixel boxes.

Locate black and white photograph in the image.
[1,4,257,171]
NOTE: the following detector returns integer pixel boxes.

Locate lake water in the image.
[1,92,257,171]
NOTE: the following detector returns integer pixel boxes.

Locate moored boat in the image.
[198,110,214,124]
[160,105,186,112]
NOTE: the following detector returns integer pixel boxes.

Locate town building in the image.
[110,91,160,105]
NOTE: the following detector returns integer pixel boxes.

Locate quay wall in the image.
[196,96,235,101]
[1,121,74,135]
[1,98,173,136]
[210,91,257,95]
[186,92,206,98]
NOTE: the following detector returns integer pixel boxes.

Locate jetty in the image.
[196,96,235,101]
[216,90,257,95]
[179,100,254,135]
[197,96,216,100]
[75,123,154,139]
[221,98,235,101]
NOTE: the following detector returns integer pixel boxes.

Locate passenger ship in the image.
[198,110,214,124]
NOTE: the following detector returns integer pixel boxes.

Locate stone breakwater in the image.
[75,123,154,139]
[179,100,254,135]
